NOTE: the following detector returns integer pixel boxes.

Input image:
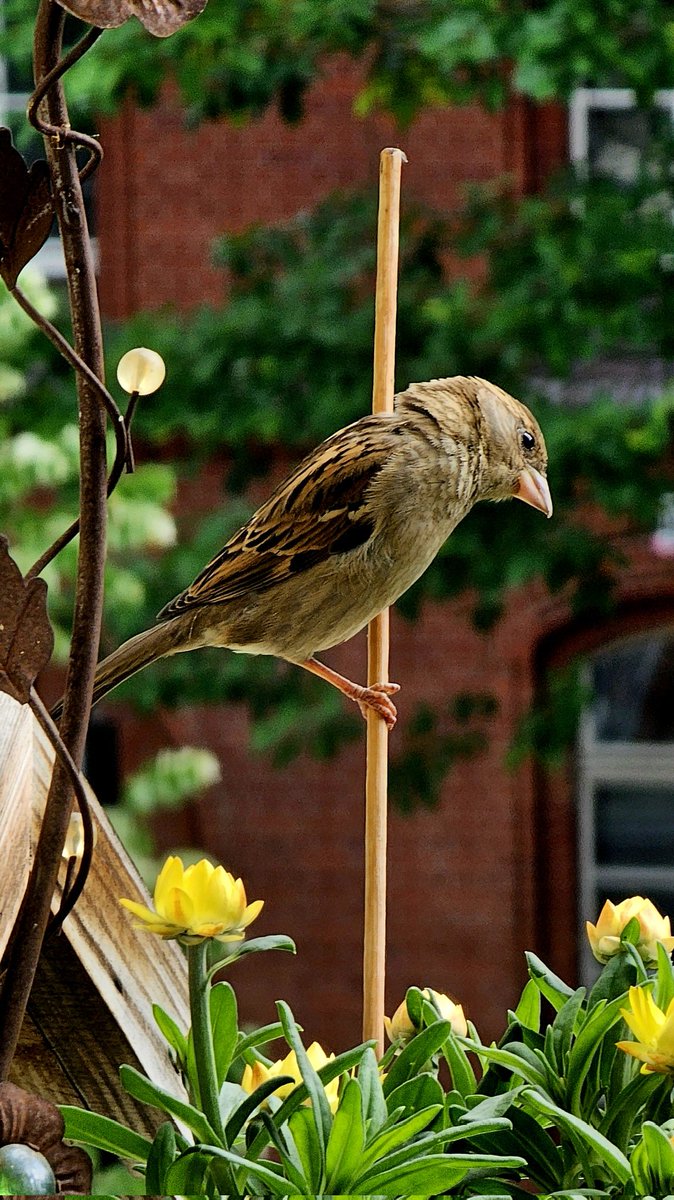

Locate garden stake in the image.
[363,147,406,1056]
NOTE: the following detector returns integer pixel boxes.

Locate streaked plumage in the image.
[53,376,552,728]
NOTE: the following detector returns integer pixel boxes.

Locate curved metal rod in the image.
[27,26,104,183]
[29,689,95,937]
[0,0,108,1085]
[10,284,130,580]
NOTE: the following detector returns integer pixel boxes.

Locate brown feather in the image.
[158,416,401,618]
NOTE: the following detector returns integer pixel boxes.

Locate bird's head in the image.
[472,377,552,517]
[396,375,552,518]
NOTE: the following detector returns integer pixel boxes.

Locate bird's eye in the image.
[520,429,536,452]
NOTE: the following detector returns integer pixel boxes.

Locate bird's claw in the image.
[355,681,400,730]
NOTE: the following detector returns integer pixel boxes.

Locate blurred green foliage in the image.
[3,0,674,124]
[108,746,222,883]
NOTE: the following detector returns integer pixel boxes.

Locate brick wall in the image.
[97,56,566,317]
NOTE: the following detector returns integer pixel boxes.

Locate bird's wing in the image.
[158,415,401,618]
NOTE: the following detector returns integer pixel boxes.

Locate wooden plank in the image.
[0,695,33,960]
[9,1010,82,1107]
[7,699,191,1122]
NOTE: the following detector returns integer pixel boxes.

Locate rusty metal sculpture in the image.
[0,0,203,1086]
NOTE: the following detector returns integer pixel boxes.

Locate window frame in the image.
[576,661,674,982]
[569,86,674,172]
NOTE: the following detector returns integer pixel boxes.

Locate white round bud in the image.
[117,347,166,395]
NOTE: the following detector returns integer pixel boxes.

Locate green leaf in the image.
[163,1147,224,1195]
[60,1107,152,1162]
[224,1074,295,1145]
[354,1116,515,1190]
[357,1152,526,1195]
[588,953,637,1007]
[567,994,631,1114]
[637,1121,674,1194]
[209,934,296,974]
[234,1021,285,1061]
[526,952,575,1010]
[460,1091,519,1123]
[277,1000,331,1160]
[325,1077,365,1191]
[655,941,674,1011]
[621,916,641,947]
[471,1041,550,1090]
[442,1026,478,1097]
[357,1047,388,1135]
[152,1003,187,1065]
[288,1105,323,1193]
[513,978,541,1031]
[551,987,586,1072]
[119,1064,221,1146]
[599,1068,664,1151]
[522,1087,631,1184]
[382,1072,444,1120]
[357,1104,442,1175]
[210,981,239,1087]
[382,1019,451,1097]
[246,1041,372,1162]
[258,1112,308,1193]
[200,1143,303,1195]
[144,1121,177,1194]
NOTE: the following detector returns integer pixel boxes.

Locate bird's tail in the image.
[50,622,179,722]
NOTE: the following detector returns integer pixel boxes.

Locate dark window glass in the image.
[588,106,672,185]
[595,783,674,866]
[591,632,674,741]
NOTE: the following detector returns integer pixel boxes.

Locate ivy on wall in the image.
[4,0,674,123]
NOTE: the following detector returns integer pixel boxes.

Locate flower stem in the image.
[187,941,225,1145]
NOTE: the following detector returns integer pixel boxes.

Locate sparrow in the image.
[52,376,551,730]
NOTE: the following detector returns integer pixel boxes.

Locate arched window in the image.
[577,630,674,980]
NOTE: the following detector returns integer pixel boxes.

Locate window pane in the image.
[595,783,674,866]
[588,107,671,185]
[591,632,674,741]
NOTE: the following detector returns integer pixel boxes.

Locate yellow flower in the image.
[617,986,674,1074]
[384,988,468,1043]
[241,1043,340,1113]
[120,855,263,943]
[586,897,674,966]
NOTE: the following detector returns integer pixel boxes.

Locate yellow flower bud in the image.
[120,855,263,943]
[586,897,674,966]
[384,987,467,1043]
[241,1042,339,1113]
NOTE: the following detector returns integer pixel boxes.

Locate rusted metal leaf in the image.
[0,1082,92,1194]
[0,537,54,704]
[56,0,207,36]
[0,129,53,290]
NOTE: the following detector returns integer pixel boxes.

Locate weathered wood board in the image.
[1,692,190,1130]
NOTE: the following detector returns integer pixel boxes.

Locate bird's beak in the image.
[514,466,553,518]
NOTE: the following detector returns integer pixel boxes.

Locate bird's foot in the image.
[297,658,400,730]
[354,681,400,730]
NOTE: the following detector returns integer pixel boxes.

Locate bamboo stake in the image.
[363,147,406,1056]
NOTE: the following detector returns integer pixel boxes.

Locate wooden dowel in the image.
[363,147,406,1057]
